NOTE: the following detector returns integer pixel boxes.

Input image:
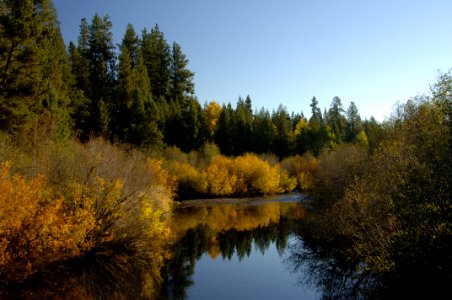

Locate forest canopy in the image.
[0,0,380,158]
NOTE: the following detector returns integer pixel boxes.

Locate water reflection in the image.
[285,236,377,300]
[160,198,308,299]
[4,195,417,299]
[1,243,163,299]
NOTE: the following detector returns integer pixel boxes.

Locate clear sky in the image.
[53,0,452,121]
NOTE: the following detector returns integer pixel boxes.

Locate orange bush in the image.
[0,162,96,281]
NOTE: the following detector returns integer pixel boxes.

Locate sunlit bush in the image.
[234,154,280,194]
[0,162,96,281]
[166,160,207,197]
[279,169,297,193]
[0,137,175,290]
[204,155,237,196]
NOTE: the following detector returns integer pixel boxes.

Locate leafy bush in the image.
[0,162,95,281]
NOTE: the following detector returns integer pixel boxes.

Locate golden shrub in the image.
[0,162,96,281]
[234,154,280,195]
[204,156,237,196]
[280,154,318,190]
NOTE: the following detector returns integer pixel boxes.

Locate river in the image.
[1,194,384,299]
[160,194,320,299]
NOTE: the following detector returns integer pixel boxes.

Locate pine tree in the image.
[115,24,162,146]
[252,108,275,154]
[87,14,116,137]
[169,41,194,105]
[272,105,293,157]
[69,14,116,139]
[234,96,253,154]
[0,0,73,139]
[121,23,139,66]
[215,103,235,155]
[309,96,322,125]
[326,96,347,143]
[346,101,362,142]
[141,24,170,102]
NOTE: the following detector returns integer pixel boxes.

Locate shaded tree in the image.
[215,103,235,155]
[141,24,170,102]
[252,108,275,154]
[169,41,194,105]
[272,105,293,157]
[0,0,73,140]
[325,96,347,143]
[345,101,362,142]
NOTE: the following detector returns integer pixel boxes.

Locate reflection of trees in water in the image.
[285,237,377,300]
[1,242,163,299]
[286,229,452,299]
[162,217,298,300]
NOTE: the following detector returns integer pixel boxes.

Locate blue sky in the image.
[53,0,452,121]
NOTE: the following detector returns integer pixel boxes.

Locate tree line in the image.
[0,0,385,157]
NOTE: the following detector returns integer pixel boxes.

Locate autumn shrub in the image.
[165,160,207,198]
[0,137,174,290]
[311,144,368,206]
[279,169,297,193]
[280,153,318,190]
[234,154,280,194]
[204,155,237,196]
[304,81,451,290]
[0,162,96,281]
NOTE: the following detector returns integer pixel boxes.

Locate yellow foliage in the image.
[166,160,206,195]
[279,170,297,193]
[233,154,280,194]
[205,101,222,136]
[147,158,175,211]
[0,162,96,281]
[204,156,237,196]
[281,154,318,190]
[294,117,309,136]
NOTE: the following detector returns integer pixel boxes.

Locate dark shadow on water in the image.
[285,223,452,300]
[0,241,162,299]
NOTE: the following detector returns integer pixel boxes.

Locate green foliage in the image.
[306,72,452,282]
[69,14,116,139]
[169,41,195,102]
[0,0,73,139]
[345,101,362,142]
[114,25,162,146]
[141,24,171,101]
[312,144,368,206]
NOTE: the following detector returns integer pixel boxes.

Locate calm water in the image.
[161,194,321,299]
[3,194,445,299]
[2,194,381,299]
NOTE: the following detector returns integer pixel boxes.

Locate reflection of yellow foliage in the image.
[172,201,305,240]
[207,236,221,259]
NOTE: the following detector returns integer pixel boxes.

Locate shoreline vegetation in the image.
[0,0,450,298]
